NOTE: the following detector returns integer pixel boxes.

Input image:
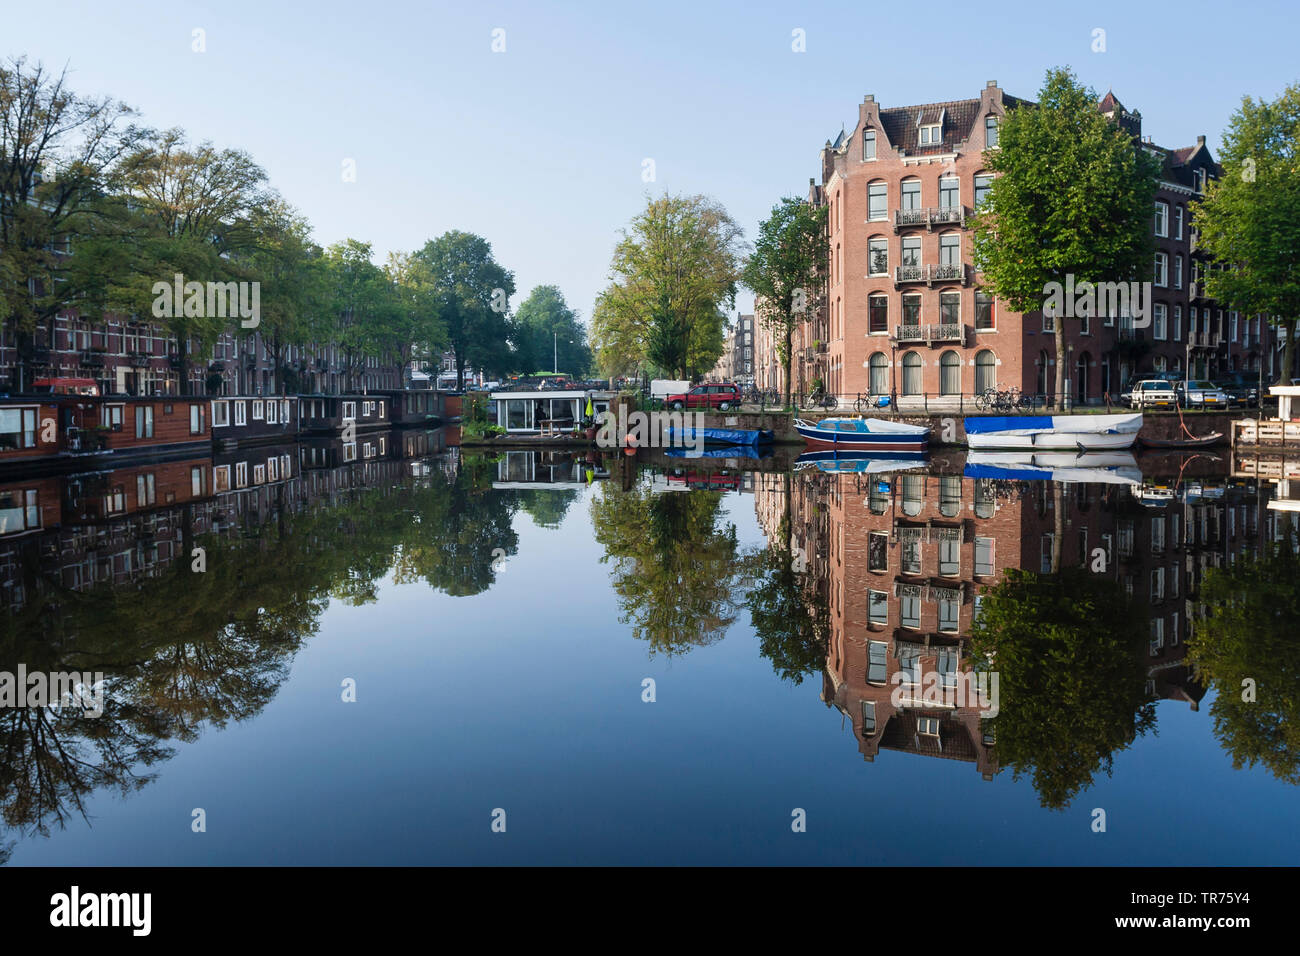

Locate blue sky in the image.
[9,0,1297,325]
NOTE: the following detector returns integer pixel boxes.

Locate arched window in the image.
[902,351,922,395]
[869,353,889,395]
[940,350,961,395]
[867,181,887,221]
[901,177,921,215]
[939,175,959,210]
[975,350,996,394]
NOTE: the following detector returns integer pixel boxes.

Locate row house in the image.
[0,311,404,398]
[761,83,1270,404]
[707,313,756,384]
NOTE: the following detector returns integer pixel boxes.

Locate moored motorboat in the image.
[793,416,929,453]
[963,413,1142,451]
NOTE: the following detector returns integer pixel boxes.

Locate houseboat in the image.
[1,393,212,477]
[298,429,395,470]
[963,413,1142,451]
[374,388,442,427]
[490,387,594,435]
[210,395,299,447]
[298,394,390,434]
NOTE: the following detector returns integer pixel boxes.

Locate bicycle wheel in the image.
[822,396,838,410]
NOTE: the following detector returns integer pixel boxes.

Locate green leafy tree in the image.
[1192,83,1300,384]
[114,128,270,393]
[971,67,1160,408]
[969,567,1157,809]
[594,194,745,379]
[383,251,447,382]
[514,284,590,376]
[414,231,515,390]
[742,197,828,407]
[1189,542,1300,784]
[0,57,144,390]
[321,239,397,391]
[246,199,324,394]
[745,508,828,685]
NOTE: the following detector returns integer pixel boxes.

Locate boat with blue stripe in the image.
[963,413,1142,451]
[794,450,929,474]
[964,451,1142,485]
[664,426,774,446]
[793,417,929,453]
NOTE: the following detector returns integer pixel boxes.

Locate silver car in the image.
[1177,379,1229,408]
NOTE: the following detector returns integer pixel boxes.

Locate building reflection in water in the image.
[753,450,1281,787]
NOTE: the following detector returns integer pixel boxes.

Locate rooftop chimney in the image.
[865,94,874,102]
[987,80,997,88]
[1197,134,1206,146]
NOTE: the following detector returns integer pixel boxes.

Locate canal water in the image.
[1,439,1296,864]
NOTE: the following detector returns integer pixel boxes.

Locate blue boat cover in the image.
[963,463,1048,481]
[962,415,1053,434]
[664,446,773,459]
[665,427,774,445]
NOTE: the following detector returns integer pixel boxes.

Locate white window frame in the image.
[234,401,247,426]
[212,400,230,427]
[252,399,264,420]
[1154,201,1168,237]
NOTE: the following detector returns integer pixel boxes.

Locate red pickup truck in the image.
[664,383,742,410]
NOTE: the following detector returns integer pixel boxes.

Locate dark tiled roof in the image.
[877,98,980,155]
[1099,90,1123,113]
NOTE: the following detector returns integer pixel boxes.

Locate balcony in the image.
[893,263,967,287]
[128,351,153,368]
[1188,330,1223,349]
[893,206,967,232]
[892,324,967,347]
[79,350,105,368]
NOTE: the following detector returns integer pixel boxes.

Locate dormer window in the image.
[919,124,941,145]
[863,128,876,161]
[985,115,999,149]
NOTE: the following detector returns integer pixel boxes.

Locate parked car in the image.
[1213,374,1259,408]
[1176,379,1230,408]
[1129,379,1178,409]
[664,383,743,411]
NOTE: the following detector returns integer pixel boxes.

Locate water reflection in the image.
[752,448,1289,807]
[0,439,1294,859]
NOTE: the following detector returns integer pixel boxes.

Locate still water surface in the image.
[2,438,1296,864]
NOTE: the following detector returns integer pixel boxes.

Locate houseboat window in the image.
[0,489,40,533]
[0,407,39,449]
[100,404,125,430]
[190,404,206,435]
[191,466,207,497]
[281,400,291,422]
[342,401,357,420]
[506,400,529,430]
[235,462,248,489]
[343,442,357,462]
[254,464,266,484]
[214,466,231,493]
[135,406,154,439]
[363,401,374,417]
[252,400,264,420]
[163,404,173,415]
[235,401,247,426]
[266,401,278,424]
[378,436,387,455]
[378,400,386,418]
[212,401,230,427]
[268,457,279,481]
[280,454,291,476]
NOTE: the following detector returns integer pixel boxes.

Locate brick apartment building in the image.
[0,313,405,398]
[708,313,755,384]
[758,83,1275,405]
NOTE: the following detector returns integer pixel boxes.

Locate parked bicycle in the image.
[804,387,837,410]
[853,392,891,413]
[973,386,1033,412]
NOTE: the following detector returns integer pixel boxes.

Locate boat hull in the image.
[794,417,929,452]
[963,413,1142,451]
